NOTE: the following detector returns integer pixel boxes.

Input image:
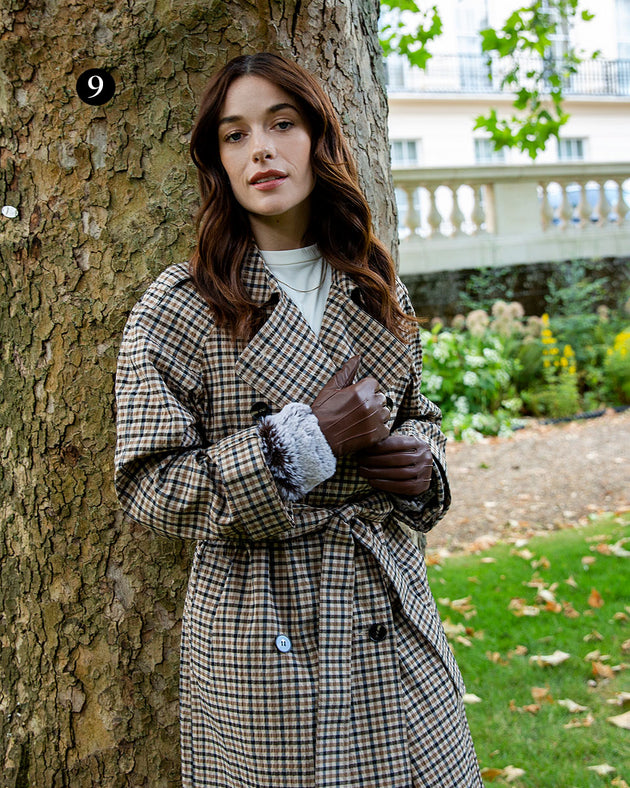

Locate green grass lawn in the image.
[426,512,630,787]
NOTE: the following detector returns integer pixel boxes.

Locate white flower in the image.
[462,427,484,443]
[424,373,443,393]
[455,396,470,414]
[482,347,501,363]
[463,371,479,387]
[432,344,450,363]
[465,354,486,368]
[502,397,523,413]
[472,412,489,430]
[496,368,510,386]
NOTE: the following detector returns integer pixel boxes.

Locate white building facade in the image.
[386,0,630,275]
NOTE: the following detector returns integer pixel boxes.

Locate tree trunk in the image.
[0,1,396,784]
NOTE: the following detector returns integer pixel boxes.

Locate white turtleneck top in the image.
[260,244,332,337]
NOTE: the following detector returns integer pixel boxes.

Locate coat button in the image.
[275,634,292,653]
[368,623,388,642]
[251,401,271,422]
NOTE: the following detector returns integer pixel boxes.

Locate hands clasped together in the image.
[311,355,432,497]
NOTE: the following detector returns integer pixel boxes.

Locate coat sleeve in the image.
[388,280,452,532]
[114,300,301,542]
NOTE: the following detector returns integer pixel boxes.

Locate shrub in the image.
[421,298,628,441]
[602,328,630,405]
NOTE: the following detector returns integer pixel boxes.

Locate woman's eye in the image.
[225,131,244,143]
[275,120,293,131]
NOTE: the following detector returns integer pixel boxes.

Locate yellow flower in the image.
[563,345,574,357]
[560,357,568,367]
[543,360,551,368]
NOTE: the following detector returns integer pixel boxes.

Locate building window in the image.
[617,0,630,58]
[541,0,572,60]
[474,138,506,164]
[386,55,407,90]
[391,139,421,167]
[558,138,585,161]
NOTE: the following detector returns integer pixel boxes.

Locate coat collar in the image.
[235,248,412,407]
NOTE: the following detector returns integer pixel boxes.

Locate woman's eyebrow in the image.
[218,103,300,127]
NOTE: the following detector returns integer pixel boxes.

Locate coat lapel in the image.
[235,249,413,409]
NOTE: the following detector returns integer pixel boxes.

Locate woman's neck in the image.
[249,201,311,251]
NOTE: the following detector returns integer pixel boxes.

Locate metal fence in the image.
[387,54,630,98]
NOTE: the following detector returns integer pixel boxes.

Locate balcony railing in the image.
[387,54,630,98]
[393,162,630,275]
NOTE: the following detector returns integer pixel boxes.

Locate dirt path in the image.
[426,408,630,553]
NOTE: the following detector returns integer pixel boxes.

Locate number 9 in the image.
[87,75,104,98]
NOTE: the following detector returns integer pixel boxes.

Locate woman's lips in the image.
[251,175,287,191]
[250,170,287,190]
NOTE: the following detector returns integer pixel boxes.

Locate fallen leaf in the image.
[507,645,528,658]
[612,778,630,788]
[592,661,615,680]
[480,557,496,564]
[503,765,526,782]
[521,703,540,714]
[565,575,578,588]
[607,710,630,729]
[623,638,630,654]
[508,598,540,617]
[532,555,550,569]
[512,548,535,561]
[588,588,604,608]
[463,693,482,704]
[583,630,604,642]
[607,692,630,707]
[613,611,629,622]
[442,618,466,638]
[558,698,589,713]
[584,649,610,662]
[439,595,477,619]
[587,764,616,776]
[582,556,597,566]
[486,651,509,666]
[610,538,630,557]
[456,635,473,648]
[562,601,580,618]
[564,712,594,729]
[480,767,503,782]
[593,542,613,555]
[530,650,571,667]
[537,589,557,604]
[531,686,553,703]
[468,535,497,552]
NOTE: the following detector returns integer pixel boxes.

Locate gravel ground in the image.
[426,408,630,553]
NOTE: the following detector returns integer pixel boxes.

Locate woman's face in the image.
[218,75,315,249]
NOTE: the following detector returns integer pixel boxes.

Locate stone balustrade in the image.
[393,162,630,275]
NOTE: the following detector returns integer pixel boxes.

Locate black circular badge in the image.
[76,69,116,106]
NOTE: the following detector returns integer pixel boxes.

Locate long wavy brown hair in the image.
[189,52,419,344]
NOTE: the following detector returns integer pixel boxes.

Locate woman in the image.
[115,52,482,788]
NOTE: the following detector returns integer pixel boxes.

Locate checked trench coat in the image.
[114,249,482,788]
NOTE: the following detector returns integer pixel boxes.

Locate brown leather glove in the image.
[311,355,391,456]
[356,434,433,496]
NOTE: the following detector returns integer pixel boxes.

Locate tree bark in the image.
[0,1,395,784]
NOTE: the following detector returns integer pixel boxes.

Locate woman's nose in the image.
[251,133,275,163]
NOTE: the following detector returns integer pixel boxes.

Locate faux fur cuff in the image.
[257,402,337,502]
